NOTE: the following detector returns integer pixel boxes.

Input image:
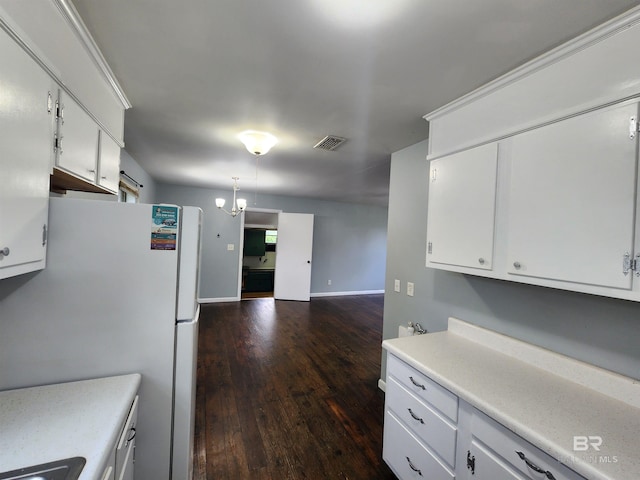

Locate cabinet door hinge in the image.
[622,252,639,276]
[427,241,433,255]
[630,116,639,139]
[431,168,437,182]
[55,100,64,124]
[53,133,63,155]
[47,92,53,114]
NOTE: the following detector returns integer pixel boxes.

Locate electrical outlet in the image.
[328,279,332,286]
[227,244,234,251]
[407,282,414,297]
[394,279,401,292]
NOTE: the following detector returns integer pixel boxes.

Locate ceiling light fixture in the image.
[215,177,247,217]
[238,130,278,156]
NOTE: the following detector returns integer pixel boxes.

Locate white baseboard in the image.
[378,379,386,392]
[311,289,384,298]
[198,296,240,303]
[198,290,384,303]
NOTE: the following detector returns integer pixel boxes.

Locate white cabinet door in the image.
[56,90,99,183]
[506,102,638,289]
[98,131,121,193]
[427,143,498,270]
[0,26,53,278]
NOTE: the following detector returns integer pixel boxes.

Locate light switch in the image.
[394,279,401,292]
[227,244,235,251]
[407,282,414,297]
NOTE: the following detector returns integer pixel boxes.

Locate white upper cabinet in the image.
[55,90,100,183]
[427,143,498,271]
[0,25,54,279]
[506,102,638,290]
[423,6,640,301]
[98,132,122,194]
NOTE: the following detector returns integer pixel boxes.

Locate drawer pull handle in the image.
[406,456,422,476]
[515,451,556,480]
[409,376,426,390]
[408,408,425,424]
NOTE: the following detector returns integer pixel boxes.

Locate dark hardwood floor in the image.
[193,294,396,480]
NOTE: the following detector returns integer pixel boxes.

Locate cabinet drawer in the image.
[115,395,138,480]
[387,354,458,422]
[383,411,455,480]
[386,376,457,468]
[469,407,586,480]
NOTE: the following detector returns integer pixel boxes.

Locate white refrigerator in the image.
[0,198,202,480]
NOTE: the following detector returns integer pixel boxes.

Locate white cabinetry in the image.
[458,401,586,480]
[53,91,122,194]
[506,102,638,290]
[102,395,138,480]
[423,6,640,301]
[383,354,458,479]
[54,90,99,183]
[0,25,54,279]
[382,355,587,480]
[98,131,122,194]
[427,143,498,271]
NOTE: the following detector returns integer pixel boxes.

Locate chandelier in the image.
[215,177,247,217]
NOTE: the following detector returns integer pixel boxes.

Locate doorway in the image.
[241,210,279,299]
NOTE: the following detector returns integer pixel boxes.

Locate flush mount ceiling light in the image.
[238,130,278,156]
[215,177,247,217]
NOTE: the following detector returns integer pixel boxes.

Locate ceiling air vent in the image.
[313,135,346,151]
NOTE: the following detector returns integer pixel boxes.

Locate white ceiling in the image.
[72,0,639,206]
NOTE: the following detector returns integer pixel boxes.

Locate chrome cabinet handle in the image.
[409,376,426,390]
[513,261,522,269]
[0,247,9,257]
[406,457,422,476]
[408,408,424,424]
[515,451,556,479]
[478,258,485,265]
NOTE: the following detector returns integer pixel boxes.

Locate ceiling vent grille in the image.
[313,135,346,151]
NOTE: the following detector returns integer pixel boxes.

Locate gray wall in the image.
[382,140,640,381]
[120,149,157,204]
[154,183,388,300]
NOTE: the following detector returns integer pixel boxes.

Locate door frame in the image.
[236,207,282,299]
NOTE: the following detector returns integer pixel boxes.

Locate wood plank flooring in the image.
[194,295,396,479]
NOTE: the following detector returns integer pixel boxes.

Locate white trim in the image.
[424,4,640,122]
[52,0,131,109]
[198,296,240,304]
[377,379,386,392]
[310,290,384,297]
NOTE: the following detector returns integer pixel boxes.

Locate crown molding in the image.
[424,5,640,122]
[53,0,131,109]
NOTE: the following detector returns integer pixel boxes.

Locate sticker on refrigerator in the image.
[151,205,179,250]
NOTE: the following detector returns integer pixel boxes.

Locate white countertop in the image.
[382,318,640,480]
[0,374,141,480]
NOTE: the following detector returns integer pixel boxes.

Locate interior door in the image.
[274,213,314,301]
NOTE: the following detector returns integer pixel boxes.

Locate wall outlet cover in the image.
[394,279,401,292]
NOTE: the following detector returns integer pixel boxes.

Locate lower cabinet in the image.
[458,401,586,480]
[384,354,458,479]
[383,355,586,480]
[101,395,139,480]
